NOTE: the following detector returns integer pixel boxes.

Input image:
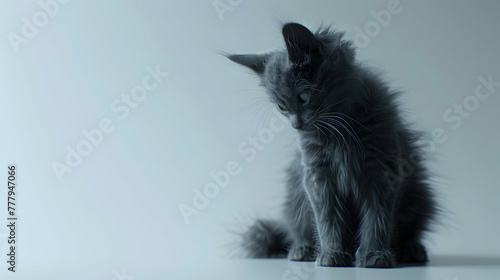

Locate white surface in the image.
[7,257,500,280]
[171,258,500,280]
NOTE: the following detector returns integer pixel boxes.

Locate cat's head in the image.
[228,23,368,132]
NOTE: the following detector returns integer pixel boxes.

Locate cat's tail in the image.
[241,219,289,258]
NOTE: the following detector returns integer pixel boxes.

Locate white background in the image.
[0,0,499,279]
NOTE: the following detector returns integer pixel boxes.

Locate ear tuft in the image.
[227,54,269,74]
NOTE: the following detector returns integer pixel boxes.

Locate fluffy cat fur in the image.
[227,23,437,268]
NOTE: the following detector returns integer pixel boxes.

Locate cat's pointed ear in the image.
[227,54,269,74]
[282,23,323,65]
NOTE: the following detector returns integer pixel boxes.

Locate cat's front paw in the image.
[356,250,395,268]
[288,244,316,261]
[316,250,354,267]
[397,241,428,263]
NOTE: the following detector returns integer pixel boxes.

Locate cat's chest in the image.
[299,143,357,172]
[299,143,360,192]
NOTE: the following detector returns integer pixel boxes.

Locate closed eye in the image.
[299,93,309,104]
[277,104,287,113]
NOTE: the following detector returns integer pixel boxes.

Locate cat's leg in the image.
[303,168,354,267]
[393,176,435,264]
[393,205,429,264]
[355,188,396,268]
[285,194,316,261]
[285,160,316,261]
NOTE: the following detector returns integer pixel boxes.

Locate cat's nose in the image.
[292,122,302,129]
[290,115,302,129]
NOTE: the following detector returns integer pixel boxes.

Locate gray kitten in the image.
[227,23,437,268]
